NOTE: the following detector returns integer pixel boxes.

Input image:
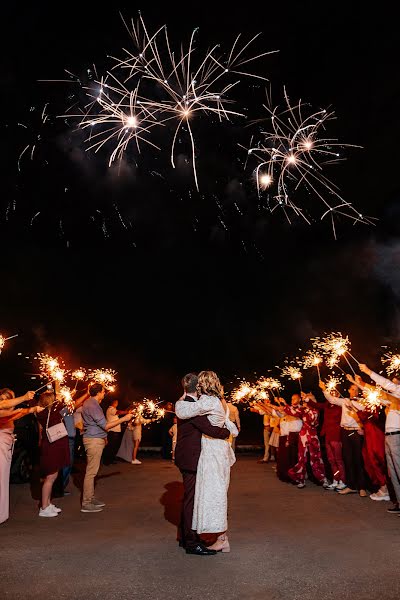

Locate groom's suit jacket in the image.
[175,397,230,472]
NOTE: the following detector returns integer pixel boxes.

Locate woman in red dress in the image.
[36,391,70,517]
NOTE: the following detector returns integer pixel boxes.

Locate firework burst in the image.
[245,88,375,235]
[64,15,276,190]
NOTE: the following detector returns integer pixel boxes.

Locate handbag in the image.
[46,406,68,443]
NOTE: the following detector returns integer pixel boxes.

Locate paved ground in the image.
[2,456,400,600]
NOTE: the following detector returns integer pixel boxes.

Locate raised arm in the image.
[189,415,230,440]
[175,396,217,420]
[360,364,400,397]
[0,391,35,410]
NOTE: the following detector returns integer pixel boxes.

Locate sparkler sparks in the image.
[231,381,257,404]
[89,368,117,391]
[281,365,302,381]
[64,15,276,190]
[325,376,341,394]
[133,398,165,421]
[312,332,357,373]
[0,333,18,355]
[361,386,386,411]
[245,88,376,234]
[71,368,86,381]
[58,385,75,413]
[381,352,400,377]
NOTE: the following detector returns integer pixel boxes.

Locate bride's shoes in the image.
[208,534,230,553]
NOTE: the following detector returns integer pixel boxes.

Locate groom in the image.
[175,372,230,555]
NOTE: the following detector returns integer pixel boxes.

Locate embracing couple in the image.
[174,371,238,555]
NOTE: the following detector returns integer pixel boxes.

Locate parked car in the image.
[10,410,39,483]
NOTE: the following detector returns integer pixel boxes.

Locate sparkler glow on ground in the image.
[244,88,375,236]
[64,14,276,190]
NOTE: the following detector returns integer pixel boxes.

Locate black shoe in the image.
[186,543,217,556]
[387,506,400,514]
[178,540,186,548]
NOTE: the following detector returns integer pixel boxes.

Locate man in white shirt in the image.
[320,381,367,497]
[359,364,400,514]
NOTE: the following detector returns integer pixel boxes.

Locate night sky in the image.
[1,2,399,408]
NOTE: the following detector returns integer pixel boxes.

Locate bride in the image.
[177,370,238,552]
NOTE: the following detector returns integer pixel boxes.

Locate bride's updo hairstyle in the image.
[197,371,223,400]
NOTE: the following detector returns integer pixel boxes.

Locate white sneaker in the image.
[49,504,62,513]
[39,505,58,518]
[322,478,330,489]
[297,482,305,489]
[335,481,347,491]
[325,480,338,490]
[131,459,142,465]
[370,492,390,501]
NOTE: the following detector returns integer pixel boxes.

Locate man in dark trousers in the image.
[174,373,230,556]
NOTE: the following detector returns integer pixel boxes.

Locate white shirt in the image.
[323,392,363,429]
[279,415,302,436]
[106,406,121,432]
[369,371,400,432]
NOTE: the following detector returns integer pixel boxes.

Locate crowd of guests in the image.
[2,358,400,525]
[0,382,174,522]
[251,363,400,513]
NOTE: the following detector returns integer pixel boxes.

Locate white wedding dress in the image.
[176,394,238,534]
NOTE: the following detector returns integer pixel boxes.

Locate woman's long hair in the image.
[197,371,224,400]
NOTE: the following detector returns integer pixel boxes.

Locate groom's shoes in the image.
[185,543,217,556]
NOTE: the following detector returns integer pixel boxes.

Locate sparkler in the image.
[71,368,86,381]
[0,333,18,355]
[313,332,359,375]
[58,386,75,414]
[280,364,303,392]
[302,350,323,379]
[360,387,387,411]
[325,376,341,394]
[245,88,375,236]
[133,398,165,421]
[89,368,117,391]
[231,381,257,405]
[381,352,400,377]
[64,15,276,190]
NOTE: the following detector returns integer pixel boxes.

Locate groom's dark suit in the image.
[175,395,230,550]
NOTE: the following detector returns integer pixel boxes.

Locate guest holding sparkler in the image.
[256,396,302,483]
[130,414,152,465]
[277,393,328,489]
[36,390,71,518]
[0,388,40,524]
[306,389,346,490]
[358,364,400,512]
[345,375,389,501]
[60,390,89,495]
[81,384,133,513]
[319,381,367,497]
[103,399,128,465]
